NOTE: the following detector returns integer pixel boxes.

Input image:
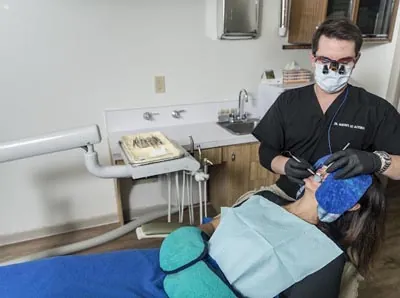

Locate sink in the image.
[217,118,260,135]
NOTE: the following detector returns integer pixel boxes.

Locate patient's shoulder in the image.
[282,254,346,298]
[255,190,291,206]
[233,190,289,209]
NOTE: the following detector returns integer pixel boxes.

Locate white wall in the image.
[1,0,399,244]
[0,0,311,243]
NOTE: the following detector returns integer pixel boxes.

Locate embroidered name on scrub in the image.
[334,122,365,130]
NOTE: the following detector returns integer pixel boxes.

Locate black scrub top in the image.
[252,84,400,198]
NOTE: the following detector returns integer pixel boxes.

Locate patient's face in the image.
[301,168,361,217]
[303,168,330,196]
[296,170,328,221]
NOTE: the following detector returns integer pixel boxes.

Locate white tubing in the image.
[189,174,194,224]
[175,172,181,222]
[203,163,209,218]
[198,180,203,225]
[84,146,131,179]
[167,173,172,223]
[204,179,208,218]
[180,172,186,223]
[186,172,193,224]
[0,207,179,267]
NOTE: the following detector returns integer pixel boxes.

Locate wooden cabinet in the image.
[288,0,328,44]
[207,142,279,213]
[113,143,279,223]
[194,147,222,165]
[288,0,399,44]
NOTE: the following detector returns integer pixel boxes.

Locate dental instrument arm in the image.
[84,144,131,178]
[0,124,132,178]
[0,124,197,266]
[0,125,101,163]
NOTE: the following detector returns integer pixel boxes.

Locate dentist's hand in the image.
[284,157,314,185]
[323,149,382,179]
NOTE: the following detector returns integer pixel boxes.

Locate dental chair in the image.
[0,124,364,298]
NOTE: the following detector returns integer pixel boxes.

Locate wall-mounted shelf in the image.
[282,44,312,50]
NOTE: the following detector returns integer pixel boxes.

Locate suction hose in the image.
[0,207,179,267]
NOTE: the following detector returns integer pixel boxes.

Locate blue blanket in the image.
[0,248,167,298]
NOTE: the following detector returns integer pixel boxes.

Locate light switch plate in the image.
[154,76,166,93]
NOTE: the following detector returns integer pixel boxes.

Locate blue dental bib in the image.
[208,196,343,298]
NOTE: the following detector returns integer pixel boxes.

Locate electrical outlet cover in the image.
[154,76,166,93]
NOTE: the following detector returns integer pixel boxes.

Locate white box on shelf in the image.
[256,82,313,115]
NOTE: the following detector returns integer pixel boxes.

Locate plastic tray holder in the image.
[119,131,186,166]
[118,132,200,179]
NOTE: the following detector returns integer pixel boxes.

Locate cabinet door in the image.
[356,0,399,40]
[288,0,329,44]
[208,144,251,212]
[248,143,280,190]
[194,147,222,165]
[208,143,280,213]
[288,0,399,43]
[326,0,354,20]
[222,143,252,205]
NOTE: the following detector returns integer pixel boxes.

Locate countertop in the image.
[108,121,258,162]
[104,99,270,162]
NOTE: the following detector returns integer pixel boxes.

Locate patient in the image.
[0,165,386,298]
[198,171,386,298]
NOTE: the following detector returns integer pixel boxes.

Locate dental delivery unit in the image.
[0,124,210,266]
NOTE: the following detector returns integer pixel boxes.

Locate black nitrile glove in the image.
[324,149,382,179]
[284,157,314,185]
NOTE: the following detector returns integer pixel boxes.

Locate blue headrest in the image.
[314,155,372,215]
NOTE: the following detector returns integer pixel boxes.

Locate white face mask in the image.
[314,63,353,94]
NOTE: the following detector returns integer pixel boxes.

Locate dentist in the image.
[253,17,400,200]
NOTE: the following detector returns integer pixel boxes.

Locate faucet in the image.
[238,89,249,120]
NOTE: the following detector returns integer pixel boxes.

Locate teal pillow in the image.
[159,226,238,298]
[160,226,207,273]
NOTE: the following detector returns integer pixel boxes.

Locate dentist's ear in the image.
[354,52,361,68]
[310,52,316,67]
[348,203,361,212]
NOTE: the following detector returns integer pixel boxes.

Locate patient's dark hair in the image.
[320,175,387,276]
